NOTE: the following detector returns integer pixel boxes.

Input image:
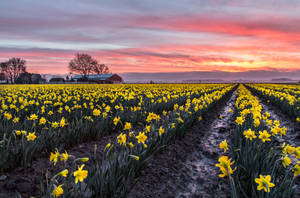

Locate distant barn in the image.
[72,74,123,84]
[0,73,6,83]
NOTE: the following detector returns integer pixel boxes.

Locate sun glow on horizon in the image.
[0,0,299,75]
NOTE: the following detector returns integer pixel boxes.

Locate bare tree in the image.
[92,63,110,74]
[0,58,26,83]
[68,53,97,77]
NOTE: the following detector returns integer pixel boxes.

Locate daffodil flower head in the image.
[73,164,88,184]
[219,139,228,152]
[136,132,147,144]
[258,130,271,142]
[282,155,292,168]
[52,184,64,197]
[255,174,275,192]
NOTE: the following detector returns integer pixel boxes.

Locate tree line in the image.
[0,53,110,83]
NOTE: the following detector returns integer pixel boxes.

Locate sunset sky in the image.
[0,0,300,78]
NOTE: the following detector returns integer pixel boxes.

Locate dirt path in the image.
[128,89,237,198]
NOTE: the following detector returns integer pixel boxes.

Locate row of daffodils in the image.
[0,84,231,171]
[216,84,299,198]
[246,83,300,122]
[43,84,235,197]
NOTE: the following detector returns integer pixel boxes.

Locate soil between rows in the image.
[127,89,238,198]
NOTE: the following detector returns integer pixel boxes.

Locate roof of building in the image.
[72,74,116,80]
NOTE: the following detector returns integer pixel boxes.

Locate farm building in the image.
[72,74,123,84]
[0,73,6,83]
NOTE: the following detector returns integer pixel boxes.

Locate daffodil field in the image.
[0,83,299,197]
[0,84,229,170]
[246,84,300,120]
[218,85,299,197]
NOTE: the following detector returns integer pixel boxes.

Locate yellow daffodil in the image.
[219,139,228,152]
[58,169,68,177]
[4,112,12,120]
[73,164,88,184]
[52,184,64,197]
[128,142,134,148]
[50,149,60,166]
[28,114,38,121]
[255,175,275,192]
[243,129,257,140]
[215,155,235,177]
[13,117,19,123]
[170,123,176,128]
[258,130,271,142]
[136,132,147,144]
[235,116,244,125]
[59,117,66,127]
[293,162,300,177]
[105,143,112,149]
[60,151,69,162]
[129,155,139,161]
[282,155,292,168]
[52,122,59,128]
[79,157,89,162]
[39,117,46,125]
[145,125,151,133]
[117,133,127,145]
[113,117,120,126]
[282,143,295,154]
[27,132,37,141]
[93,109,101,116]
[158,126,165,136]
[123,122,131,130]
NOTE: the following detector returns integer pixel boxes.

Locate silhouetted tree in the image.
[92,63,110,74]
[0,58,26,83]
[68,53,97,77]
[69,53,110,76]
